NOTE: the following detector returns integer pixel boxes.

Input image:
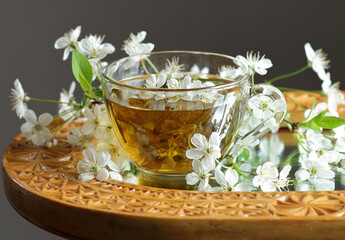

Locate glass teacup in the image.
[103,51,286,189]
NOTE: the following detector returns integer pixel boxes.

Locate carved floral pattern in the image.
[3,92,345,219]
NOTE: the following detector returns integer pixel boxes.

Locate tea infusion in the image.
[105,74,248,175]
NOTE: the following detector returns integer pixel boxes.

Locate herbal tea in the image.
[105,75,248,175]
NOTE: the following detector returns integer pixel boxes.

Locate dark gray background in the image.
[0,0,344,239]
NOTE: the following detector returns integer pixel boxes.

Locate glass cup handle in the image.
[230,83,287,155]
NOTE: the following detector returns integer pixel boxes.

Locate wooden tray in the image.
[2,92,345,240]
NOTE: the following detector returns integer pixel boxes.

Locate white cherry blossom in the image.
[186,132,221,169]
[185,159,213,190]
[79,35,115,60]
[295,158,335,182]
[253,162,278,189]
[122,31,154,69]
[84,104,113,141]
[108,158,138,184]
[140,73,167,101]
[304,42,330,79]
[321,78,345,115]
[166,75,193,102]
[67,124,94,148]
[162,57,184,78]
[190,64,209,78]
[122,31,154,56]
[274,165,292,191]
[77,148,110,182]
[214,168,252,192]
[258,134,285,166]
[247,95,276,120]
[10,79,29,119]
[191,80,222,104]
[20,110,53,146]
[304,129,338,163]
[333,125,345,151]
[295,178,335,191]
[253,162,291,192]
[96,136,127,160]
[89,59,108,81]
[58,81,78,121]
[54,26,81,61]
[218,65,243,79]
[236,52,272,76]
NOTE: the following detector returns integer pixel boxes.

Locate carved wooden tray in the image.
[3,92,345,240]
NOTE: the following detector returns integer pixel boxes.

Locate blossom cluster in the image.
[135,51,274,106]
[184,131,292,192]
[9,26,345,193]
[184,42,345,192]
[139,73,223,104]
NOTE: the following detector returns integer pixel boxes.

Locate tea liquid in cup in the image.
[103,51,286,189]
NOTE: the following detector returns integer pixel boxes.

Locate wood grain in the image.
[2,91,345,239]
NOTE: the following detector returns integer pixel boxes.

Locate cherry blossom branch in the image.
[144,58,159,74]
[283,92,306,111]
[28,97,81,107]
[265,64,310,84]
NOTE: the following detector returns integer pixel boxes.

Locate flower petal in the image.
[97,151,111,167]
[83,148,97,163]
[258,58,273,69]
[186,148,205,160]
[186,172,199,185]
[118,158,131,173]
[54,37,69,49]
[62,47,71,61]
[109,171,122,181]
[209,132,220,147]
[192,159,203,172]
[102,43,116,54]
[108,160,119,172]
[295,168,309,181]
[225,168,239,186]
[201,155,216,171]
[24,109,37,123]
[78,172,95,182]
[214,168,227,187]
[156,73,167,88]
[70,26,81,41]
[280,165,291,180]
[234,183,252,192]
[77,160,91,173]
[313,178,335,191]
[304,43,314,62]
[70,126,82,137]
[20,122,34,138]
[38,113,53,127]
[191,133,207,150]
[124,174,138,184]
[260,180,276,192]
[96,168,109,181]
[31,128,52,146]
[253,176,260,187]
[82,123,94,135]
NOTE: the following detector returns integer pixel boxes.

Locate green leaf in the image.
[299,121,320,132]
[77,69,92,93]
[80,97,88,107]
[318,116,345,129]
[313,111,326,123]
[236,148,250,164]
[72,50,93,85]
[94,87,104,99]
[299,111,326,132]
